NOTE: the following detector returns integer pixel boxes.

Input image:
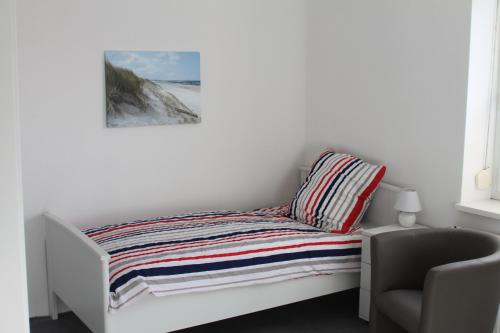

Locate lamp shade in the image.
[394,189,422,213]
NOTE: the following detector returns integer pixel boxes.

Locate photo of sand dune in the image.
[105,51,201,128]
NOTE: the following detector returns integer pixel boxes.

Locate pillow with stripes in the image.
[289,151,386,233]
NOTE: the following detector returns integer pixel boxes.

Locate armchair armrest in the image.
[420,256,500,333]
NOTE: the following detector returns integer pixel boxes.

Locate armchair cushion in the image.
[376,289,422,333]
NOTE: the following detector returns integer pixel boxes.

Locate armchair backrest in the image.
[413,229,500,289]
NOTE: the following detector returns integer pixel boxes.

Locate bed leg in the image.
[48,291,59,320]
[46,239,58,320]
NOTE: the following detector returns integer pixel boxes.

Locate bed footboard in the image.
[45,213,110,333]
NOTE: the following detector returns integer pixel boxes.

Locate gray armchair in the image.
[370,228,500,333]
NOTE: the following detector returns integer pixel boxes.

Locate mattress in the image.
[83,208,362,311]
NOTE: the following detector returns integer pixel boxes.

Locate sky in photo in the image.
[105,51,200,81]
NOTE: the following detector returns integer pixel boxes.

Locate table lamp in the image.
[394,189,422,227]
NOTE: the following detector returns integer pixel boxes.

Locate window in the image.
[456,0,500,218]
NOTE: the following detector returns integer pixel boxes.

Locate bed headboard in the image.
[299,167,401,227]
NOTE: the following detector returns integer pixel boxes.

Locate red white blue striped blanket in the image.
[83,208,362,311]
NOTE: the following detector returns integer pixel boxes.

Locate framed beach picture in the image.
[104,51,201,128]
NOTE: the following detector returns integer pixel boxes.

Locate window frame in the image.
[489,0,500,199]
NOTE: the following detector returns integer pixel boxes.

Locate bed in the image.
[45,166,401,333]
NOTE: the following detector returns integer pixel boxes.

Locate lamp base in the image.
[398,212,416,228]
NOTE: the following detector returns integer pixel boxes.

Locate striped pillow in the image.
[289,151,386,233]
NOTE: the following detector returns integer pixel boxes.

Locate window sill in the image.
[456,200,500,221]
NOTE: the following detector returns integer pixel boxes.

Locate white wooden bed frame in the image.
[45,167,402,333]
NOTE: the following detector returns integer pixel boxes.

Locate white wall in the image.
[17,0,307,317]
[0,0,30,331]
[306,0,500,234]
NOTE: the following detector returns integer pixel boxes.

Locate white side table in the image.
[358,224,427,321]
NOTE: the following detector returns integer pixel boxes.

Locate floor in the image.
[30,289,369,333]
